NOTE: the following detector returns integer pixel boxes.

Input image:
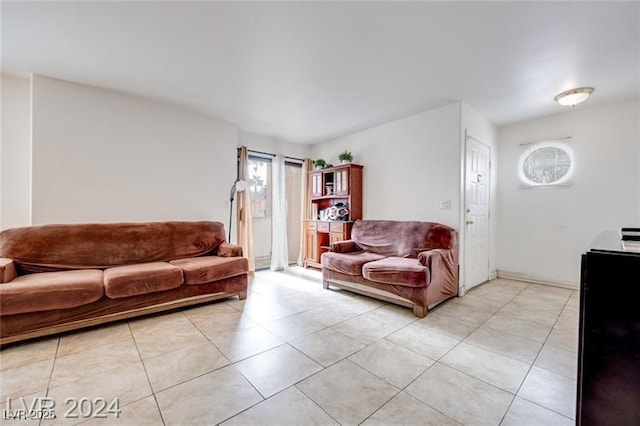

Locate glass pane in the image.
[522,146,571,184]
[249,158,272,270]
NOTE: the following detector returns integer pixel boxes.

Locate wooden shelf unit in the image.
[304,164,363,268]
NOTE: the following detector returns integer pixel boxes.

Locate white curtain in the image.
[298,158,312,265]
[270,154,288,271]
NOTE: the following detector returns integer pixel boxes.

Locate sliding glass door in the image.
[247,155,302,270]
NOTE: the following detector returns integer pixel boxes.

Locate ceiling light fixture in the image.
[554,87,594,107]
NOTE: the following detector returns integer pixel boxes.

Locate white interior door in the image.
[464,135,491,291]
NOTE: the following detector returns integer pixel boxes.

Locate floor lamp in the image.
[228,179,247,242]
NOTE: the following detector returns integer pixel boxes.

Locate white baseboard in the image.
[497,269,579,290]
[489,269,498,280]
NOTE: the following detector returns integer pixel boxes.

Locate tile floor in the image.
[0,267,579,425]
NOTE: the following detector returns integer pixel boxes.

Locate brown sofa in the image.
[322,220,458,317]
[0,221,248,345]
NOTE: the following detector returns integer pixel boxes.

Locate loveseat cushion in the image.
[170,256,248,285]
[103,262,183,299]
[322,251,386,276]
[363,257,429,288]
[0,270,104,315]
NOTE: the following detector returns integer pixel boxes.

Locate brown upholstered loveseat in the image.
[322,220,458,317]
[0,221,248,345]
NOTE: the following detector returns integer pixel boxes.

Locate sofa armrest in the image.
[329,240,357,253]
[0,258,17,283]
[218,242,243,257]
[417,248,458,293]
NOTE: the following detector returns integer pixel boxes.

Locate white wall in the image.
[461,102,498,278]
[497,99,640,287]
[1,74,32,229]
[31,75,238,225]
[312,103,462,228]
[238,131,312,160]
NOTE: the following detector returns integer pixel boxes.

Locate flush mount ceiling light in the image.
[554,87,594,107]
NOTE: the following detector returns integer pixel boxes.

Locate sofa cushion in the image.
[0,221,226,273]
[363,257,429,288]
[0,270,104,315]
[322,251,386,276]
[170,256,248,285]
[103,262,183,299]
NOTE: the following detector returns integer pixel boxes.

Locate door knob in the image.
[466,220,474,225]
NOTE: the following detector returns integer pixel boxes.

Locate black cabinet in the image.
[577,231,640,425]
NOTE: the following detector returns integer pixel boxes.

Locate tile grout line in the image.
[497,286,575,425]
[127,321,167,426]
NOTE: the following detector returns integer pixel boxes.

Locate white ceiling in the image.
[2,2,639,144]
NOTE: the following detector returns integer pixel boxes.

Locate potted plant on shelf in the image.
[313,158,327,169]
[338,150,353,164]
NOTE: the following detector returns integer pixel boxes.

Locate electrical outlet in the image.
[440,200,451,210]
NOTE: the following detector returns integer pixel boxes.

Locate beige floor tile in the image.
[518,366,576,420]
[81,396,163,426]
[46,361,151,425]
[406,363,513,425]
[57,323,132,357]
[262,314,326,341]
[546,324,579,353]
[49,339,139,388]
[182,301,239,321]
[207,326,284,362]
[497,300,561,326]
[449,292,506,314]
[222,386,338,426]
[331,315,398,344]
[414,311,478,340]
[291,328,365,367]
[464,326,542,364]
[484,314,553,343]
[333,292,385,314]
[434,300,494,325]
[127,311,190,335]
[349,340,434,388]
[131,320,209,360]
[241,299,297,323]
[386,323,460,360]
[359,304,418,329]
[297,360,398,425]
[502,396,573,426]
[192,311,258,337]
[0,358,53,400]
[143,341,230,392]
[276,294,328,314]
[440,342,530,393]
[296,303,360,327]
[235,344,322,398]
[0,337,59,371]
[534,345,578,380]
[361,391,458,426]
[156,365,262,424]
[468,281,525,303]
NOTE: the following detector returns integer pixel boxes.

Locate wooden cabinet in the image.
[304,164,362,268]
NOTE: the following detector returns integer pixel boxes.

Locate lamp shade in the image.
[555,87,594,107]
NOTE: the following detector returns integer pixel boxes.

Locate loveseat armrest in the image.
[0,258,17,283]
[329,240,357,253]
[417,248,458,294]
[218,242,243,257]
